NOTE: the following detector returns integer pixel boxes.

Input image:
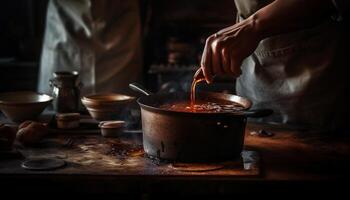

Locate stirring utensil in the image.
[190,68,206,107]
[129,83,153,96]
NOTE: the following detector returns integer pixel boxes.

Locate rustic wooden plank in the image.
[0,134,260,177]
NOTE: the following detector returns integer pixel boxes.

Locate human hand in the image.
[200,16,261,83]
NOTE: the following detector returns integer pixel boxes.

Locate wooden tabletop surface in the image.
[1,117,349,195]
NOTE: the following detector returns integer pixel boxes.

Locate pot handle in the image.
[129,83,153,96]
[241,109,273,118]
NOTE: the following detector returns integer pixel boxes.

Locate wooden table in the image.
[1,119,349,196]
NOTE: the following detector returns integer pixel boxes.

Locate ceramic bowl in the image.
[99,120,125,137]
[81,93,135,121]
[0,91,53,122]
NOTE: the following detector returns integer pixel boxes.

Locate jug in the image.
[50,71,81,113]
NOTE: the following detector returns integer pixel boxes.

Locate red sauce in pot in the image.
[160,68,244,113]
[160,100,244,113]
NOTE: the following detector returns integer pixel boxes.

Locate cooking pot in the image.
[129,83,272,162]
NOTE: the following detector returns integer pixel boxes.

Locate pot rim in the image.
[99,120,125,128]
[81,93,135,104]
[0,91,53,105]
[137,91,253,117]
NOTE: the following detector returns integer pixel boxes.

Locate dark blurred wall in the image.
[144,0,236,65]
[0,0,48,60]
[0,0,48,92]
[0,0,235,92]
[143,0,237,91]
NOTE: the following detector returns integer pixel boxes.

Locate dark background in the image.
[0,0,237,93]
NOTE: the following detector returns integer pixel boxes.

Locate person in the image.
[38,0,143,96]
[199,0,349,131]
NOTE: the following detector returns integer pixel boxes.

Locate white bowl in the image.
[0,91,53,122]
[99,120,125,137]
[81,93,135,121]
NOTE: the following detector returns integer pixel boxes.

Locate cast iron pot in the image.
[129,83,272,162]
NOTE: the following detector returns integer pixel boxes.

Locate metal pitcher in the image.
[50,71,81,113]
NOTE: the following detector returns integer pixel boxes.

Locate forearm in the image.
[198,0,338,82]
[250,0,336,39]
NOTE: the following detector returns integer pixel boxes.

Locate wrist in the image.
[247,12,269,41]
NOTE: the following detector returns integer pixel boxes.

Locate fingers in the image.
[201,36,214,83]
[221,47,232,75]
[230,57,242,77]
[199,17,262,82]
[193,68,204,79]
[222,43,242,78]
[201,33,243,83]
[211,40,224,76]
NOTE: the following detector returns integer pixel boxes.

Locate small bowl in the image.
[81,93,135,121]
[0,91,53,122]
[99,120,125,137]
[56,113,80,129]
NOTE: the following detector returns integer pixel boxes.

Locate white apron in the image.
[38,0,142,95]
[235,0,349,131]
